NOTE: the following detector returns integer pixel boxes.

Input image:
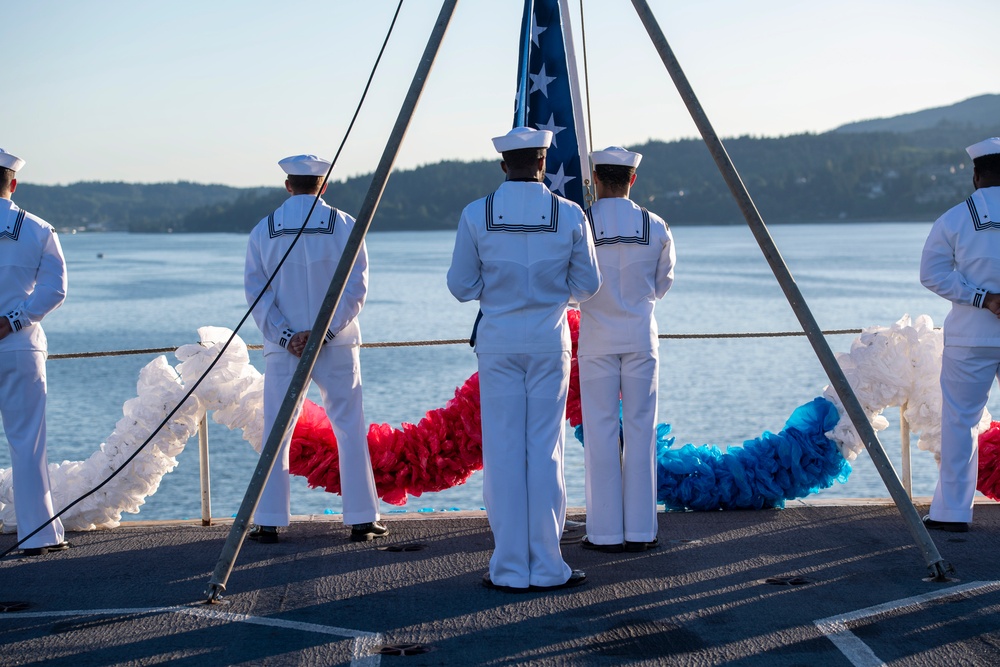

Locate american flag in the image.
[513,0,591,208]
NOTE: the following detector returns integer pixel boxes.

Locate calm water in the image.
[1,222,987,522]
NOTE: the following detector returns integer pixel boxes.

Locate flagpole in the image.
[558,0,593,207]
[629,0,952,581]
[515,0,535,127]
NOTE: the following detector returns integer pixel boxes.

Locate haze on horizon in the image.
[5,0,997,188]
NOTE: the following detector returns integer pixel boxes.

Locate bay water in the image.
[1,222,985,522]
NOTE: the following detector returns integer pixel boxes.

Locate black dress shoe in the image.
[350,521,389,542]
[581,537,624,553]
[922,515,969,533]
[21,540,71,557]
[481,572,530,593]
[530,570,588,591]
[624,537,660,552]
[248,525,279,543]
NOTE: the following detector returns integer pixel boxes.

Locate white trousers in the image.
[579,351,659,544]
[0,350,65,548]
[478,351,573,589]
[930,345,1000,523]
[255,345,379,527]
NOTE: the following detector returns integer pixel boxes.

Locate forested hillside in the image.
[14,182,248,232]
[13,95,998,233]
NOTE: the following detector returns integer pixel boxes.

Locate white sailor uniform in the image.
[244,194,379,526]
[0,198,68,548]
[920,185,1000,523]
[447,180,601,589]
[577,197,675,544]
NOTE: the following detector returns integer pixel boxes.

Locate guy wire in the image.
[0,0,406,559]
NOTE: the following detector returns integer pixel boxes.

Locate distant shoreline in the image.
[56,216,938,236]
[24,110,992,234]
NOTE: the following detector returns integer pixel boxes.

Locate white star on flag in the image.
[545,163,576,196]
[534,113,566,148]
[530,13,547,46]
[528,64,556,98]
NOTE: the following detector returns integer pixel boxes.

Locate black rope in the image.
[0,0,406,559]
[45,327,871,360]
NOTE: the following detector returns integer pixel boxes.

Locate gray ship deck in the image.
[2,499,999,666]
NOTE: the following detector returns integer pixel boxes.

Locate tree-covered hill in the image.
[13,181,249,232]
[11,94,999,233]
[835,94,1000,135]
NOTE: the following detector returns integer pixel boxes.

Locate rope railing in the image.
[47,328,866,360]
[38,323,923,530]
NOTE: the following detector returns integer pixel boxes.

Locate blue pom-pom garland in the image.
[577,397,851,511]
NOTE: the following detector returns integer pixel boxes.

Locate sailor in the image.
[0,148,70,556]
[577,146,675,553]
[244,154,385,543]
[448,127,601,591]
[920,137,1000,533]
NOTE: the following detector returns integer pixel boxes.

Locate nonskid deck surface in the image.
[2,501,999,666]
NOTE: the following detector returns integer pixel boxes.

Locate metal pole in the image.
[205,0,461,602]
[199,415,212,526]
[514,0,534,127]
[629,0,951,580]
[901,405,912,499]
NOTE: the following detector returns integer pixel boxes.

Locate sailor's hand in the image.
[288,331,310,357]
[0,317,10,341]
[985,293,1000,319]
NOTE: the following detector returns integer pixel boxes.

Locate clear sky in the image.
[5,0,997,187]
